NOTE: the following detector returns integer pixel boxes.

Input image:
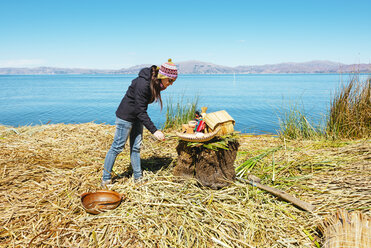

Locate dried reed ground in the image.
[0,123,370,247]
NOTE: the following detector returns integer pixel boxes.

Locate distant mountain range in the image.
[0,60,370,75]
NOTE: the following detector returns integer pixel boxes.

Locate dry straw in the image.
[0,123,370,247]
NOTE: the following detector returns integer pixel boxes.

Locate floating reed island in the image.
[0,123,370,247]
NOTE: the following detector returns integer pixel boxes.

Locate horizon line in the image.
[1,59,371,70]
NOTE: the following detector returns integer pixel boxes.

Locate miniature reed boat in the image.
[176,127,220,142]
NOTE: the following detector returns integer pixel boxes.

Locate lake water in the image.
[0,73,368,134]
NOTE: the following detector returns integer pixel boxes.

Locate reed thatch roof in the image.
[204,110,235,130]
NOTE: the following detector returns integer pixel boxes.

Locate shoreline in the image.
[1,72,371,76]
[0,122,278,137]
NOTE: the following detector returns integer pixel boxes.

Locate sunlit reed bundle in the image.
[319,209,371,248]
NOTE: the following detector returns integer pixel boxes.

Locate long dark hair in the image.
[149,65,163,109]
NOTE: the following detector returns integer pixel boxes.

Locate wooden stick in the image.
[236,176,316,212]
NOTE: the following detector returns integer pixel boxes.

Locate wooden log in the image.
[237,176,316,212]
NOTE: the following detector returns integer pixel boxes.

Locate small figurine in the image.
[194,110,205,132]
[195,111,202,121]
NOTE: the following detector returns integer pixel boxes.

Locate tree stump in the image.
[174,139,239,189]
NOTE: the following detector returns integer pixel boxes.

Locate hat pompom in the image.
[168,58,172,63]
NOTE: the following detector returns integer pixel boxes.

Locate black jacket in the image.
[116,67,157,134]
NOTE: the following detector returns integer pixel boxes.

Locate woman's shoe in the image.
[101,179,113,188]
[133,177,143,184]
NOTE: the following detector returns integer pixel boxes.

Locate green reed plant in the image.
[236,146,282,178]
[163,95,199,130]
[279,76,370,140]
[327,76,371,139]
[278,103,324,140]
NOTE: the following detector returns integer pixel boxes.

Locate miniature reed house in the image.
[204,110,235,135]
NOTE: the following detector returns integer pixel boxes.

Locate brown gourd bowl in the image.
[81,190,124,215]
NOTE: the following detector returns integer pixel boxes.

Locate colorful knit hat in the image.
[157,59,178,80]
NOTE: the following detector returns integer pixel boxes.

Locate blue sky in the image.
[0,0,370,69]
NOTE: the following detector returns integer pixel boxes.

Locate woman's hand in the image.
[153,130,165,141]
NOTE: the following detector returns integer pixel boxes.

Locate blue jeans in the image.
[102,117,143,180]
